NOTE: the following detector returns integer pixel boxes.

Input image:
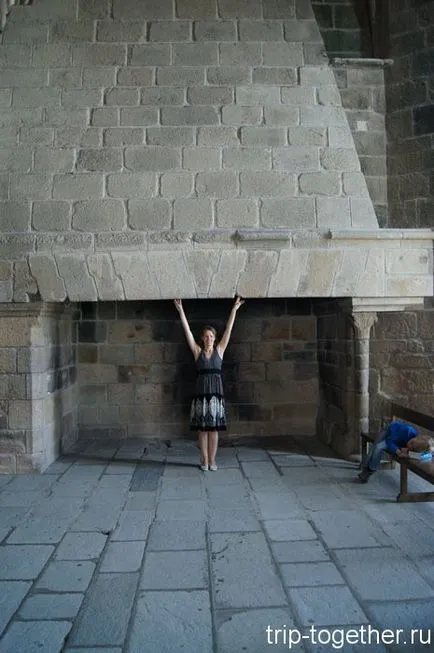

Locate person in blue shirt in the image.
[357,420,432,483]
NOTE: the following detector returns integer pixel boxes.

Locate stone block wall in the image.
[315,299,356,456]
[76,299,319,440]
[309,2,388,225]
[386,0,433,228]
[333,61,388,226]
[0,0,382,307]
[370,300,434,435]
[0,302,77,472]
[312,0,371,58]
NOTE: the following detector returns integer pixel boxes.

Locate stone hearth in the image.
[0,0,432,471]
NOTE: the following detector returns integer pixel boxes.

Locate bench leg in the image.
[397,462,434,502]
[400,462,408,495]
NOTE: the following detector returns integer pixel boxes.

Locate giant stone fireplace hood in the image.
[25,227,433,310]
[0,0,432,310]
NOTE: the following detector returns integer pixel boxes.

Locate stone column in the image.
[350,312,377,447]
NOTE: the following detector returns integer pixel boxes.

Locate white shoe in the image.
[200,464,208,471]
[209,464,217,471]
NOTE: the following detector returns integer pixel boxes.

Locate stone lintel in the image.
[4,230,430,302]
[352,297,426,312]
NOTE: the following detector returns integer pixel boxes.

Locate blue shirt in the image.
[385,420,418,454]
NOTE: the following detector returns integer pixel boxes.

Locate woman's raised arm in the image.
[217,296,245,357]
[174,299,201,359]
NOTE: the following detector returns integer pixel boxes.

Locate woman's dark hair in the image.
[201,325,217,339]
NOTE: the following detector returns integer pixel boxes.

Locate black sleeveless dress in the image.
[190,349,227,431]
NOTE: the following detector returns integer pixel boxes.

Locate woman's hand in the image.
[233,296,245,311]
[174,298,183,313]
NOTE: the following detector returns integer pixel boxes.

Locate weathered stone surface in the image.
[10,174,51,200]
[183,148,220,170]
[56,254,98,301]
[36,233,93,252]
[77,149,123,172]
[160,172,194,197]
[264,107,299,126]
[219,0,261,18]
[69,573,137,647]
[196,171,237,198]
[356,250,385,296]
[299,173,340,196]
[147,252,196,298]
[194,20,236,41]
[262,42,303,65]
[157,66,205,86]
[72,200,126,232]
[207,66,251,85]
[87,253,125,301]
[387,276,433,297]
[223,147,271,171]
[107,174,156,198]
[129,591,212,653]
[237,251,279,298]
[342,172,370,198]
[240,127,286,146]
[317,198,351,228]
[321,147,360,172]
[104,127,145,146]
[350,198,380,228]
[334,248,369,295]
[261,198,315,228]
[28,255,66,301]
[222,106,262,125]
[216,199,259,228]
[210,532,286,608]
[112,253,160,299]
[14,259,38,302]
[116,104,153,127]
[184,250,221,296]
[0,0,431,313]
[177,0,216,19]
[125,147,181,171]
[128,199,171,229]
[274,147,319,172]
[0,621,72,653]
[253,66,296,85]
[173,42,218,65]
[32,201,70,231]
[148,127,194,146]
[72,43,126,66]
[53,174,104,200]
[0,234,35,259]
[209,250,247,297]
[299,251,342,296]
[240,172,296,197]
[161,106,219,126]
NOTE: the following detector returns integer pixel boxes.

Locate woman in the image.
[174,296,245,471]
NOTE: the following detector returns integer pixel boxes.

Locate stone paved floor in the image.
[1,436,434,653]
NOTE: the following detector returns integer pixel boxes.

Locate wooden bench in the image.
[361,403,434,503]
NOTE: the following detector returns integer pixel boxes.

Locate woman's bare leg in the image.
[208,431,219,468]
[198,431,209,467]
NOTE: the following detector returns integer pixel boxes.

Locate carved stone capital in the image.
[350,312,377,339]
